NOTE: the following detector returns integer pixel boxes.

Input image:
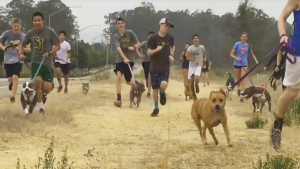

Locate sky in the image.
[0,0,294,44]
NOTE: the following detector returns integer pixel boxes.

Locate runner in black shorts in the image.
[138,31,155,97]
[113,17,140,107]
[147,18,175,117]
[201,59,211,87]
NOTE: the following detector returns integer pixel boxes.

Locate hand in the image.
[124,58,130,64]
[235,57,241,61]
[2,46,7,51]
[19,54,25,60]
[280,35,289,44]
[139,54,144,58]
[255,60,259,64]
[128,46,134,51]
[275,66,280,72]
[156,46,163,51]
[264,67,267,70]
[43,52,50,57]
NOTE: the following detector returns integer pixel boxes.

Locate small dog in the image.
[129,80,145,107]
[240,86,271,113]
[191,88,232,147]
[82,81,90,95]
[225,72,235,100]
[21,82,37,114]
[184,85,192,101]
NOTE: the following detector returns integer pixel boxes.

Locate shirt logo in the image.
[241,48,246,54]
[33,37,44,52]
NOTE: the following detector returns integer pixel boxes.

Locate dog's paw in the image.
[214,140,219,145]
[202,140,208,145]
[24,108,29,114]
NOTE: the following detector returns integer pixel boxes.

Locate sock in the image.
[117,94,121,101]
[160,88,165,94]
[37,102,44,109]
[154,102,159,109]
[274,117,284,130]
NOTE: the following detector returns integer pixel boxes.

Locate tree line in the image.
[0,0,293,76]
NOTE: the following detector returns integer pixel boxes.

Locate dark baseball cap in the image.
[159,18,174,28]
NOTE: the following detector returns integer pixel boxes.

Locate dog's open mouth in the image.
[24,89,34,97]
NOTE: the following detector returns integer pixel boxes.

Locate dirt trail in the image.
[1,77,300,169]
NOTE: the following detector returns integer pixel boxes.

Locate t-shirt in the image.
[139,41,150,62]
[147,33,174,73]
[0,30,25,64]
[55,40,71,64]
[21,26,59,66]
[233,41,249,66]
[113,30,139,63]
[187,44,205,67]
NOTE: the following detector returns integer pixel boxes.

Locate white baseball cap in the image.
[159,18,174,28]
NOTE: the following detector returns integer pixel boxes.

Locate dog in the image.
[225,72,235,100]
[240,85,271,113]
[82,81,90,95]
[191,88,232,147]
[184,85,192,101]
[129,80,145,107]
[21,82,37,114]
[189,74,198,101]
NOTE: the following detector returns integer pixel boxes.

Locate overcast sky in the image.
[0,0,294,43]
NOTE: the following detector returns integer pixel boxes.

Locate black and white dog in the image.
[240,86,271,114]
[21,82,37,114]
[225,72,235,100]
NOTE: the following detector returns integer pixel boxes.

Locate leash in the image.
[127,63,136,83]
[230,41,293,90]
[30,56,46,82]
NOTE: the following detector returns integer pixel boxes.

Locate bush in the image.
[245,115,268,129]
[16,136,74,169]
[252,153,300,169]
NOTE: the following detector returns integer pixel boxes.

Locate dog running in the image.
[191,88,232,147]
[225,72,235,100]
[240,85,271,114]
[82,81,90,95]
[129,80,145,107]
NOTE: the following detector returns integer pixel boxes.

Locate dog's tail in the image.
[189,75,198,101]
[226,72,232,77]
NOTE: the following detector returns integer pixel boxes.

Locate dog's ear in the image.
[219,88,226,96]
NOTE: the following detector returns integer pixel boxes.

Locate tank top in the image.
[291,10,300,56]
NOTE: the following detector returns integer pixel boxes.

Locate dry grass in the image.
[1,67,300,168]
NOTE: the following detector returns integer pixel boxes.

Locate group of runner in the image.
[0,12,71,113]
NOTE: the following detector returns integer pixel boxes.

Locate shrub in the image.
[253,153,299,169]
[16,136,74,169]
[245,115,268,129]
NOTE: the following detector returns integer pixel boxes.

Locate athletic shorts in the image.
[4,63,22,78]
[188,66,202,79]
[150,71,170,89]
[114,62,134,82]
[181,61,189,69]
[233,65,247,69]
[31,62,54,82]
[202,68,209,73]
[54,62,69,75]
[142,61,150,79]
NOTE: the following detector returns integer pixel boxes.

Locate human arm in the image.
[147,36,162,56]
[250,45,258,63]
[180,51,184,61]
[67,43,71,59]
[275,49,284,72]
[170,36,175,56]
[208,61,212,69]
[0,31,8,51]
[230,42,241,61]
[113,34,129,62]
[278,0,298,42]
[137,41,146,58]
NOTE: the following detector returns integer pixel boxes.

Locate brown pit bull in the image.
[129,80,145,107]
[191,88,232,147]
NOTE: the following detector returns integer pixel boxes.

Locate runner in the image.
[0,18,30,103]
[271,0,300,150]
[202,58,212,87]
[230,32,258,102]
[18,12,60,113]
[180,43,190,94]
[147,18,175,117]
[137,31,155,97]
[54,30,71,93]
[113,17,140,107]
[185,34,206,100]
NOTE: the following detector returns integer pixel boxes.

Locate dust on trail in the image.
[1,76,300,169]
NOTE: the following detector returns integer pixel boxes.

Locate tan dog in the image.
[191,88,232,147]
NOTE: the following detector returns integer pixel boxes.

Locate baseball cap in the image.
[159,18,174,28]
